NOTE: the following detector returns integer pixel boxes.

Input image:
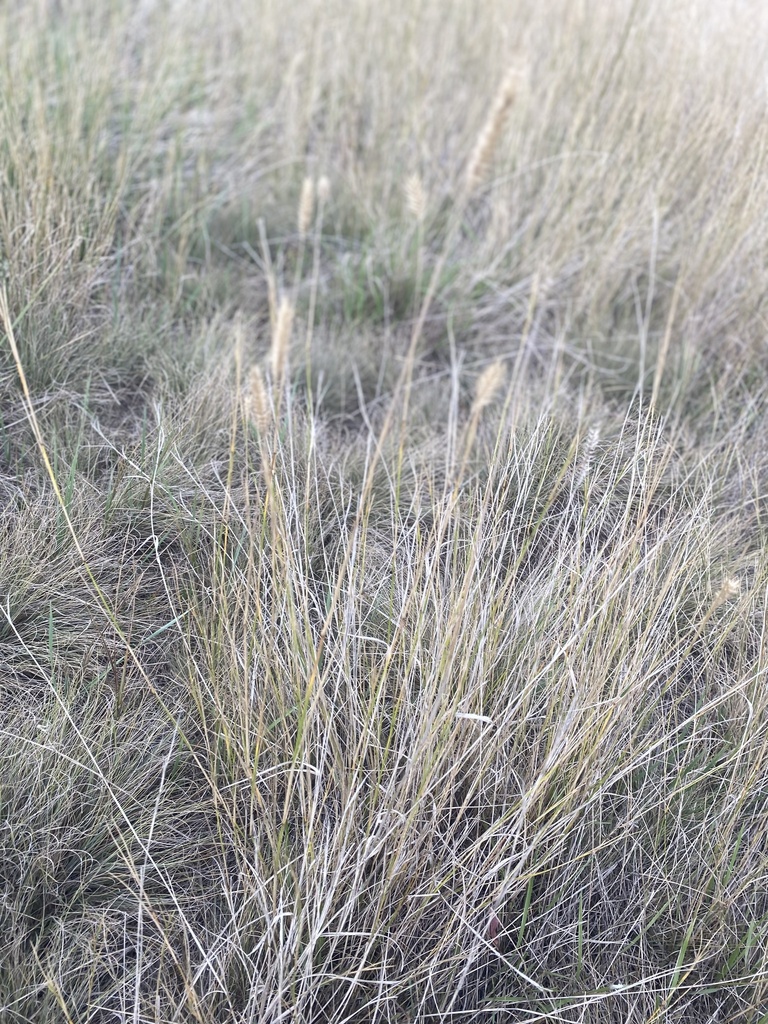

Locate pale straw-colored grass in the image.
[1,1,767,1022]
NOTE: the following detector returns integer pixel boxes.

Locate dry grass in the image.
[1,0,768,1021]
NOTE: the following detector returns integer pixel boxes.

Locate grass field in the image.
[2,0,768,1021]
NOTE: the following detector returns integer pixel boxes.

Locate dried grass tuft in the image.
[3,3,768,1020]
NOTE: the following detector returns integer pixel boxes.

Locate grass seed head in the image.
[270,296,294,386]
[573,424,601,488]
[298,175,315,236]
[317,175,331,203]
[248,364,271,431]
[712,577,742,610]
[466,68,520,192]
[471,359,506,416]
[404,173,427,221]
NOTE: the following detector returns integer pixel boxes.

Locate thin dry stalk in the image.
[451,360,508,491]
[259,218,278,327]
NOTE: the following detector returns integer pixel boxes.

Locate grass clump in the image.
[1,1,768,1021]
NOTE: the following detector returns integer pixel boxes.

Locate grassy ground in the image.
[1,0,768,1021]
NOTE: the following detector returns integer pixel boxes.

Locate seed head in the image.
[248,364,271,431]
[466,68,520,192]
[471,360,506,417]
[298,176,315,237]
[404,173,427,222]
[712,577,741,610]
[270,296,294,386]
[573,425,601,488]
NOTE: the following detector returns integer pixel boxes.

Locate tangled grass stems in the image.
[1,1,768,1021]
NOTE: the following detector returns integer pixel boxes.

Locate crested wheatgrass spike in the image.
[404,173,427,222]
[470,359,506,417]
[298,176,315,237]
[712,577,741,610]
[466,69,520,192]
[573,424,601,488]
[248,364,271,432]
[270,296,294,387]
